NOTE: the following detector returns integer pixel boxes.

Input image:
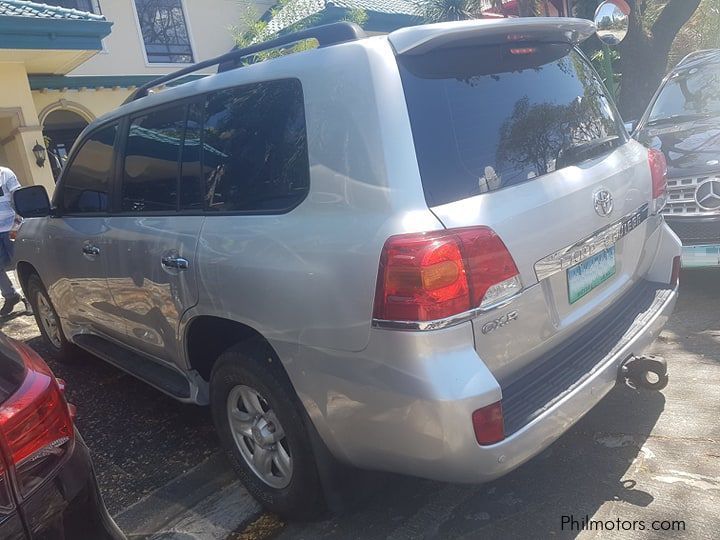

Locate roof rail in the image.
[676,49,720,68]
[123,22,366,104]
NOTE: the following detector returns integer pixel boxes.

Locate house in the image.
[1,0,273,189]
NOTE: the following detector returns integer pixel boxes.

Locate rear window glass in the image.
[398,44,624,207]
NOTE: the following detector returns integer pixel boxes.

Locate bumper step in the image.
[501,281,674,435]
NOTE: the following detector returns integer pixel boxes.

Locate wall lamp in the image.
[32,141,46,167]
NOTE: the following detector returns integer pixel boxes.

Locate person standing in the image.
[0,166,23,316]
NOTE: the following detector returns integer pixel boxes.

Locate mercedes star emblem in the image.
[694,178,720,211]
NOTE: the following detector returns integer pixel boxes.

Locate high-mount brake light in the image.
[373,227,521,323]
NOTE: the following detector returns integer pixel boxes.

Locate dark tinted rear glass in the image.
[398,44,624,207]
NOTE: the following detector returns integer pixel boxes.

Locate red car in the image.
[0,334,124,539]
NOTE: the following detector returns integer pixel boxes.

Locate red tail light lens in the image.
[0,342,74,496]
[472,402,505,445]
[373,226,521,322]
[648,148,668,213]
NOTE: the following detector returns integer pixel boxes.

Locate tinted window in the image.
[648,63,720,123]
[399,44,624,207]
[60,124,117,213]
[123,105,185,212]
[179,102,204,210]
[201,79,309,213]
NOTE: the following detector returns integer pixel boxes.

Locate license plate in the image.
[567,245,616,304]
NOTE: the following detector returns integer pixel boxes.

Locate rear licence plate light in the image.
[0,342,74,496]
[373,226,521,322]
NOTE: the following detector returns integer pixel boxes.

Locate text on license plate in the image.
[567,245,616,304]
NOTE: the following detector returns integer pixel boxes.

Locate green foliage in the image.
[415,0,482,23]
[344,8,369,27]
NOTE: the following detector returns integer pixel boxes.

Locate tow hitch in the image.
[619,355,669,391]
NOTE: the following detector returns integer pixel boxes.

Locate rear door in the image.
[397,42,655,383]
[103,101,204,366]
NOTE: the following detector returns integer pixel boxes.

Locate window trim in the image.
[131,0,196,67]
[52,119,122,218]
[110,78,310,218]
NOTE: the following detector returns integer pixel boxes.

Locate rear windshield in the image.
[398,44,625,207]
[0,335,25,405]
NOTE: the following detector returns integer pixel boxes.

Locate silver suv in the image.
[12,19,681,518]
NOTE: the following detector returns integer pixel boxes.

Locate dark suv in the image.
[634,49,720,267]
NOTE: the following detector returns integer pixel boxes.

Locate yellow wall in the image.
[33,87,133,126]
[0,62,55,192]
[70,0,275,77]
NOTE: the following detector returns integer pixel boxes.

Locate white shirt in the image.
[0,167,21,233]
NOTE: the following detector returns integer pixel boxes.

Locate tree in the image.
[617,0,703,118]
[415,0,482,22]
[517,0,541,17]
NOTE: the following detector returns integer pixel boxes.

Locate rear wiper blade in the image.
[556,136,621,169]
[646,113,711,126]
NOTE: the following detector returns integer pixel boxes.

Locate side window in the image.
[179,102,204,210]
[122,105,186,212]
[60,123,117,214]
[201,79,309,213]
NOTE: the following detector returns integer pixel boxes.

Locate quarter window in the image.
[122,105,186,212]
[59,124,117,214]
[201,79,309,213]
[134,0,193,64]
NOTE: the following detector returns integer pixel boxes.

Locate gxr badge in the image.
[481,311,518,335]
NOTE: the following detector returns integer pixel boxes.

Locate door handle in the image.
[82,244,100,256]
[161,255,189,270]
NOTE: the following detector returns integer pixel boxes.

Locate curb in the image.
[115,452,260,539]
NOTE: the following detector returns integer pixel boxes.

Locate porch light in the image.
[32,141,46,167]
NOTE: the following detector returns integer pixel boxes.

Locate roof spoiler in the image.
[389,17,596,56]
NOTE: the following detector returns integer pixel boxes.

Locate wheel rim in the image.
[37,292,62,349]
[227,384,293,489]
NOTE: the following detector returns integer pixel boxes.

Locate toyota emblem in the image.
[593,189,614,217]
[694,178,720,211]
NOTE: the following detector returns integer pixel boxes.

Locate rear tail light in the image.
[373,226,521,322]
[472,402,505,445]
[671,255,681,287]
[648,148,668,214]
[0,341,74,496]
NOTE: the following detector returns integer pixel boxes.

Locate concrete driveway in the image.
[1,270,718,539]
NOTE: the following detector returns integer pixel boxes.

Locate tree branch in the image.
[651,0,702,48]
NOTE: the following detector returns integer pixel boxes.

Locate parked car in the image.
[633,49,720,267]
[0,333,123,539]
[11,18,681,519]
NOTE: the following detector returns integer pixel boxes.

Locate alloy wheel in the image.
[36,292,62,349]
[226,384,293,489]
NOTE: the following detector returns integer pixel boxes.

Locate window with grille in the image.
[134,0,194,64]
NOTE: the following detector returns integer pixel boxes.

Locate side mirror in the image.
[13,186,51,218]
[594,0,630,46]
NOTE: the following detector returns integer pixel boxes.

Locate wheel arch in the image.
[184,315,290,384]
[15,261,38,294]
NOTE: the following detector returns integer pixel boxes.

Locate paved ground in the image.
[1,270,718,539]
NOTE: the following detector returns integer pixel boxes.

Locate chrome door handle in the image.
[82,245,100,256]
[161,255,189,270]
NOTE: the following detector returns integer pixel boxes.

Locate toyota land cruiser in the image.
[11,18,680,518]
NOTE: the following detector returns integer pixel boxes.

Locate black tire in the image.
[26,274,76,361]
[210,342,325,520]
